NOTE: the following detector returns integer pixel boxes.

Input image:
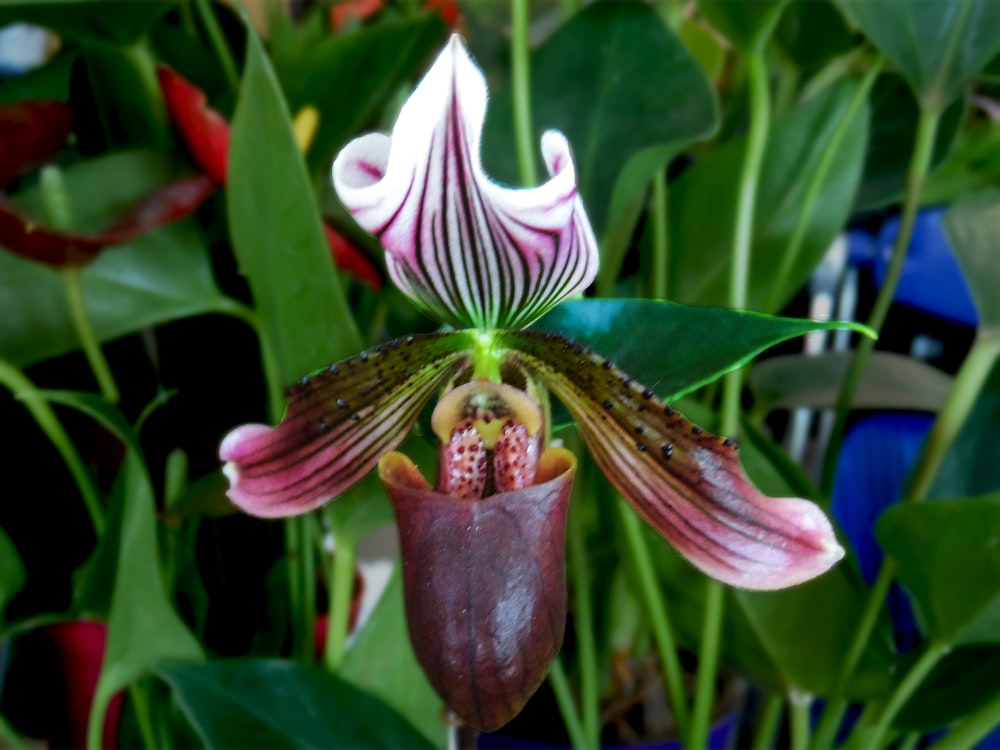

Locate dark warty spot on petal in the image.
[661,443,674,459]
[637,404,646,413]
[329,364,340,375]
[346,358,356,368]
[692,425,704,435]
[642,388,654,399]
[406,336,415,345]
[634,425,644,434]
[351,413,361,421]
[318,419,330,431]
[603,399,614,410]
[723,437,738,449]
[360,351,369,363]
[664,405,676,417]
[336,398,349,409]
[636,442,647,452]
[603,359,613,370]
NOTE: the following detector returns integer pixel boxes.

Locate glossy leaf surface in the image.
[532,299,871,401]
[0,2,171,44]
[228,28,360,385]
[158,659,433,749]
[0,152,234,366]
[699,0,790,52]
[483,1,717,236]
[836,0,1000,111]
[878,495,1000,646]
[668,79,867,310]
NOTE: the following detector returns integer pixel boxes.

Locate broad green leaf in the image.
[483,1,718,236]
[750,351,953,413]
[0,2,170,45]
[0,152,238,366]
[0,51,74,105]
[854,74,965,212]
[668,78,867,310]
[158,659,433,749]
[835,0,1000,112]
[341,565,448,748]
[897,645,1000,730]
[776,0,854,69]
[699,0,790,52]
[228,28,360,387]
[532,299,872,401]
[0,526,25,623]
[944,190,1000,329]
[274,15,447,172]
[878,495,1000,646]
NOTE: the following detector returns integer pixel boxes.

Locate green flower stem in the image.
[929,689,1000,750]
[765,55,885,314]
[750,693,783,750]
[788,690,812,750]
[898,732,921,750]
[615,500,689,741]
[0,712,28,750]
[127,681,158,750]
[63,268,121,403]
[301,516,317,660]
[284,517,305,659]
[567,466,600,746]
[511,0,538,187]
[820,107,941,496]
[849,640,951,749]
[0,359,105,535]
[811,298,1000,750]
[548,657,593,750]
[323,510,358,672]
[693,48,771,750]
[194,0,240,93]
[651,171,669,300]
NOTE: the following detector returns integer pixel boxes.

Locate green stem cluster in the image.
[511,0,537,188]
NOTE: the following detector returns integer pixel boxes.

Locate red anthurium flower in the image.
[330,0,384,30]
[156,65,382,289]
[220,37,843,730]
[0,99,214,267]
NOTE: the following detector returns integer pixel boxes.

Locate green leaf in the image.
[228,27,361,387]
[896,645,1000,730]
[944,190,1000,330]
[158,659,433,749]
[274,15,447,172]
[699,0,791,52]
[0,152,238,367]
[532,299,872,401]
[878,494,1000,646]
[0,1,170,45]
[776,0,855,69]
[854,74,965,212]
[341,565,448,748]
[668,78,867,310]
[0,526,25,624]
[834,0,1000,112]
[483,1,718,236]
[750,351,953,413]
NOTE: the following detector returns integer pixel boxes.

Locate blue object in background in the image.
[873,209,979,327]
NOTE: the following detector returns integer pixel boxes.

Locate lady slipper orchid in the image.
[220,36,844,731]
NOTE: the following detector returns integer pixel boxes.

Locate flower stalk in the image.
[511,0,537,187]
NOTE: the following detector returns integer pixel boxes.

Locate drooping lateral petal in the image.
[0,100,73,188]
[220,332,475,518]
[499,330,844,590]
[380,447,576,731]
[157,66,231,185]
[0,176,215,266]
[332,35,598,331]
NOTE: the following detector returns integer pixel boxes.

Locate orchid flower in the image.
[220,36,843,731]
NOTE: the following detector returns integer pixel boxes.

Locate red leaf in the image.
[157,66,230,185]
[323,222,383,289]
[0,175,215,266]
[0,100,73,187]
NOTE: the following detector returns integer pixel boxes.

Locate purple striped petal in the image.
[499,330,844,590]
[332,35,598,331]
[219,332,474,518]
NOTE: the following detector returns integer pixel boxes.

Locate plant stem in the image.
[63,268,121,403]
[788,690,812,750]
[301,515,317,660]
[127,681,158,750]
[0,359,105,535]
[284,517,304,659]
[929,689,1000,750]
[765,55,884,314]
[194,0,240,93]
[615,500,689,740]
[567,474,600,746]
[820,107,941,495]
[751,693,784,750]
[511,0,537,187]
[651,171,669,300]
[324,518,357,671]
[549,657,593,750]
[689,580,724,748]
[850,640,950,749]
